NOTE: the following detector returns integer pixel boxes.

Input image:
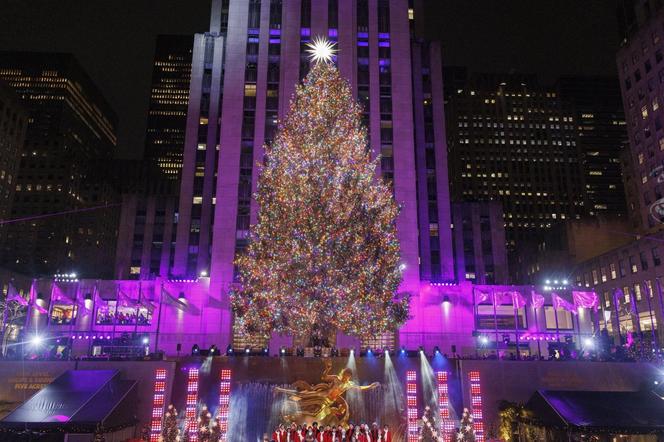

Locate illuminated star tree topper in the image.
[231,51,410,341]
[306,36,337,63]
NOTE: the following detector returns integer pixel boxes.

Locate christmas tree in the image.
[210,416,221,442]
[162,404,181,442]
[419,405,442,442]
[231,37,409,340]
[456,408,475,442]
[198,405,213,442]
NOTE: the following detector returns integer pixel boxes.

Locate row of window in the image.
[580,248,662,288]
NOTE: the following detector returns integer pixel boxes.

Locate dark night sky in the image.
[0,0,620,158]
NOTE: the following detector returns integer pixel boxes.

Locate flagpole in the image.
[613,288,622,345]
[68,280,75,357]
[629,286,643,357]
[644,281,657,347]
[552,293,560,343]
[492,289,498,357]
[134,281,140,340]
[155,281,164,353]
[512,288,520,360]
[656,277,664,347]
[532,299,542,359]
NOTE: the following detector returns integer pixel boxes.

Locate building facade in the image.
[515,216,634,285]
[573,230,664,346]
[617,4,664,232]
[144,35,193,180]
[555,76,628,217]
[110,0,463,349]
[445,71,588,254]
[171,0,454,295]
[0,52,119,278]
[451,201,509,285]
[0,80,27,228]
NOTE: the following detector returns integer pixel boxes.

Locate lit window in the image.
[130,266,141,275]
[244,84,256,97]
[193,196,203,204]
[408,8,414,20]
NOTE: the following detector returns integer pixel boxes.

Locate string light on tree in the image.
[456,408,476,442]
[231,42,409,340]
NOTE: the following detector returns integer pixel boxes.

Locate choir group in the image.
[268,422,392,442]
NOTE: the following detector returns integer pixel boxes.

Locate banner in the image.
[511,291,526,309]
[531,290,545,309]
[551,293,577,315]
[572,290,598,310]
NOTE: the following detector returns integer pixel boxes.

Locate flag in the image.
[475,290,490,304]
[6,293,28,306]
[28,286,48,315]
[531,290,545,309]
[572,290,598,310]
[511,291,526,309]
[551,293,577,314]
[492,291,510,306]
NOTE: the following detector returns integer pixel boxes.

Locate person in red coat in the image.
[379,425,391,442]
[333,425,345,442]
[272,424,287,442]
[370,422,379,441]
[289,424,302,442]
[322,426,333,442]
[357,425,370,442]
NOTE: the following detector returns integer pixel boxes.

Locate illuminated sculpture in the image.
[276,360,379,426]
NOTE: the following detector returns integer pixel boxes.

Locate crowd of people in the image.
[95,310,151,325]
[267,422,392,442]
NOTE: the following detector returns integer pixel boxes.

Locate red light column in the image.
[469,371,484,442]
[185,367,200,442]
[218,369,232,441]
[436,371,454,442]
[149,368,167,442]
[406,370,418,442]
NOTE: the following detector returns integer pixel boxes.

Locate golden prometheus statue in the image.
[275,360,379,426]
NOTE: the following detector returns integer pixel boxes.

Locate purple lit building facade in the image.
[57,0,595,356]
[170,0,452,290]
[163,0,455,348]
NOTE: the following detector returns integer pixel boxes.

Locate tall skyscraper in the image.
[144,35,193,179]
[0,52,119,278]
[446,71,588,253]
[0,80,27,226]
[171,0,454,302]
[555,76,628,217]
[617,2,664,232]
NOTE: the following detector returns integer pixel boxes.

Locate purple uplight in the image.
[269,29,281,36]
